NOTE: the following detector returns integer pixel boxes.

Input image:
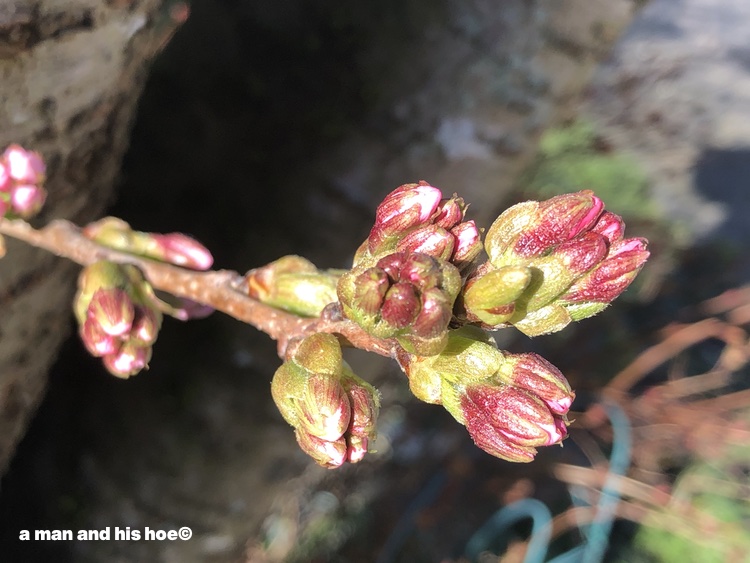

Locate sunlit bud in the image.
[352,267,389,315]
[485,192,604,265]
[368,181,442,253]
[498,353,575,415]
[87,288,135,337]
[381,282,421,329]
[246,255,316,300]
[512,191,604,258]
[433,196,466,228]
[591,211,625,244]
[150,233,213,270]
[130,305,162,346]
[561,237,649,306]
[4,144,46,184]
[271,362,307,427]
[297,372,351,441]
[376,252,405,281]
[462,384,564,447]
[10,184,46,218]
[80,317,120,357]
[412,287,452,338]
[347,434,369,463]
[450,220,482,267]
[463,266,532,325]
[396,224,455,261]
[295,429,347,469]
[398,252,441,290]
[342,369,380,438]
[102,342,151,378]
[552,232,609,275]
[464,414,537,463]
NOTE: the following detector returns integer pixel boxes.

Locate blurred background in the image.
[1,0,750,561]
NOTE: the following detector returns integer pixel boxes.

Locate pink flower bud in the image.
[552,232,609,275]
[433,197,466,229]
[396,224,455,261]
[462,384,565,448]
[352,267,389,315]
[298,373,351,441]
[102,343,151,378]
[10,184,46,218]
[412,287,452,338]
[562,237,649,304]
[398,253,441,290]
[368,182,442,252]
[346,434,369,463]
[502,353,575,415]
[151,233,213,270]
[450,220,482,266]
[87,288,135,337]
[591,211,625,244]
[130,305,162,345]
[514,191,604,258]
[295,429,348,468]
[80,317,120,357]
[464,415,537,463]
[4,144,46,184]
[381,282,421,329]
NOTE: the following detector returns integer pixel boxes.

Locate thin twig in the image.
[0,218,399,360]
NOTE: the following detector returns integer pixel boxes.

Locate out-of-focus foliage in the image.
[629,436,750,562]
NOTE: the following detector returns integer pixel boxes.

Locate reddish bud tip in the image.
[152,233,214,270]
[87,288,135,337]
[396,224,455,261]
[381,283,421,329]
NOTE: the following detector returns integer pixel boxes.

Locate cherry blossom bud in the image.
[130,305,162,346]
[150,233,213,270]
[450,220,483,267]
[498,353,575,415]
[433,196,465,229]
[368,181,442,253]
[464,414,538,463]
[87,288,135,337]
[591,211,625,244]
[4,144,46,184]
[80,317,120,357]
[397,252,441,291]
[396,224,455,261]
[295,429,348,469]
[102,342,152,379]
[352,267,389,315]
[297,373,351,441]
[9,184,46,218]
[462,384,565,448]
[561,237,649,308]
[381,283,421,329]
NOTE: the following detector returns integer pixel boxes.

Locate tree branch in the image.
[0,218,399,359]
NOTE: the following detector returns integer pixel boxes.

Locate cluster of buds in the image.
[354,181,483,272]
[83,217,213,271]
[338,182,483,356]
[463,190,649,336]
[271,334,380,468]
[74,261,163,378]
[0,144,46,219]
[338,251,462,355]
[245,255,339,317]
[403,327,574,462]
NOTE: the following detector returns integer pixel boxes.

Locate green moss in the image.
[525,121,660,223]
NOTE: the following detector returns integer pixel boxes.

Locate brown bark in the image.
[0,0,168,474]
